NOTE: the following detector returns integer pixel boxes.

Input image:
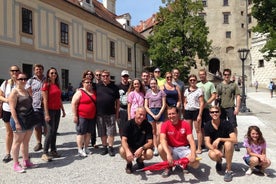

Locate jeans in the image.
[43,109,61,153]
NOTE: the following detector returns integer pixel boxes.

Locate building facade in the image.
[0,0,149,89]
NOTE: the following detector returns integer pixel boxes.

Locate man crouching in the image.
[158,106,200,178]
[119,107,153,174]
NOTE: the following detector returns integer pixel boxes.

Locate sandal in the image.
[161,168,171,178]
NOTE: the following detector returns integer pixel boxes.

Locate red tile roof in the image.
[133,14,158,33]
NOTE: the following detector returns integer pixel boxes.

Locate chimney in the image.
[103,0,116,14]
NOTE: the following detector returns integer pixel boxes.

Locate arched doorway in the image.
[209,58,220,75]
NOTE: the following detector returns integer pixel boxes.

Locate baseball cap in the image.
[154,67,161,72]
[121,70,129,76]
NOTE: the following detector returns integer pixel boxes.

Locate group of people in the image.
[0,65,271,182]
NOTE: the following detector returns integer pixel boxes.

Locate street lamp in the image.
[238,48,250,112]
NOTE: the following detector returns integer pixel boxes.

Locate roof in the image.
[133,14,158,33]
[65,0,146,40]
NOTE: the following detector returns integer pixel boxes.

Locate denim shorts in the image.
[147,108,165,123]
[10,116,32,132]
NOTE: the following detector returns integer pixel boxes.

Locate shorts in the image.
[2,110,11,123]
[33,108,45,127]
[220,107,237,128]
[76,117,95,135]
[201,108,212,128]
[169,146,191,160]
[147,108,165,123]
[184,109,199,121]
[97,114,116,137]
[243,156,251,166]
[10,116,32,132]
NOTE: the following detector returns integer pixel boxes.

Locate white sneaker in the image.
[83,148,92,155]
[246,167,253,175]
[153,147,159,156]
[78,149,87,157]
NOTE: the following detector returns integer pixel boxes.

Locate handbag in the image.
[18,108,41,129]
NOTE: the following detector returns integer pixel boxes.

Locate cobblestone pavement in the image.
[0,89,275,183]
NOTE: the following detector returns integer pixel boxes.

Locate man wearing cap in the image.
[154,67,166,88]
[117,70,130,137]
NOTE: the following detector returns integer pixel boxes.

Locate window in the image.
[248,14,252,24]
[241,23,244,28]
[223,0,229,6]
[202,0,207,7]
[127,47,132,62]
[142,53,146,66]
[241,11,244,16]
[226,31,231,38]
[87,32,93,51]
[110,41,115,57]
[22,8,33,34]
[223,13,230,24]
[258,59,264,68]
[60,22,69,45]
[248,0,253,5]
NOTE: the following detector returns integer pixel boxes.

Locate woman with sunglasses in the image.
[160,72,181,109]
[0,65,20,163]
[9,72,38,173]
[71,77,96,157]
[41,67,66,161]
[144,78,166,156]
[183,74,204,154]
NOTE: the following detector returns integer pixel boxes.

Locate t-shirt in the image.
[0,80,15,112]
[96,82,119,115]
[243,138,266,157]
[204,120,234,149]
[172,79,185,95]
[145,89,166,108]
[127,91,144,119]
[122,119,153,150]
[117,82,130,109]
[184,88,203,110]
[216,82,240,108]
[78,89,96,119]
[196,81,216,108]
[41,83,62,110]
[156,77,166,88]
[160,120,192,147]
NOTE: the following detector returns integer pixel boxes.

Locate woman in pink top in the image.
[127,78,145,120]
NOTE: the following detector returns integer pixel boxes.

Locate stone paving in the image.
[0,89,275,184]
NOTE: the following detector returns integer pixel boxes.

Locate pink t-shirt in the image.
[243,138,266,157]
[145,89,166,108]
[127,91,144,119]
[160,120,192,147]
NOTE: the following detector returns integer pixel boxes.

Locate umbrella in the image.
[136,157,201,172]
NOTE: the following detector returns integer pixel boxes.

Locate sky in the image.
[99,0,165,26]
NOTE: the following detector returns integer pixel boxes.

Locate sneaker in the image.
[83,148,92,155]
[215,161,222,172]
[161,168,172,178]
[108,147,115,157]
[78,149,87,157]
[153,147,159,156]
[33,143,42,152]
[234,144,240,152]
[100,147,108,155]
[41,153,53,162]
[245,167,253,175]
[125,162,133,174]
[13,162,26,173]
[136,158,145,169]
[49,151,61,158]
[23,159,38,169]
[2,154,12,163]
[224,170,233,182]
[259,169,268,176]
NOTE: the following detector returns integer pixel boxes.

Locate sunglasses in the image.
[166,76,172,79]
[50,72,57,75]
[83,82,92,84]
[17,78,28,81]
[189,79,196,82]
[223,73,231,76]
[95,74,101,76]
[210,111,219,114]
[10,69,19,72]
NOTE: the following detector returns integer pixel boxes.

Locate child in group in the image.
[243,126,271,175]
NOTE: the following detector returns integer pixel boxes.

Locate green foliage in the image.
[148,0,212,81]
[252,0,276,61]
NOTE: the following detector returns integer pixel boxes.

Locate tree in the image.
[147,0,212,81]
[252,0,276,61]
